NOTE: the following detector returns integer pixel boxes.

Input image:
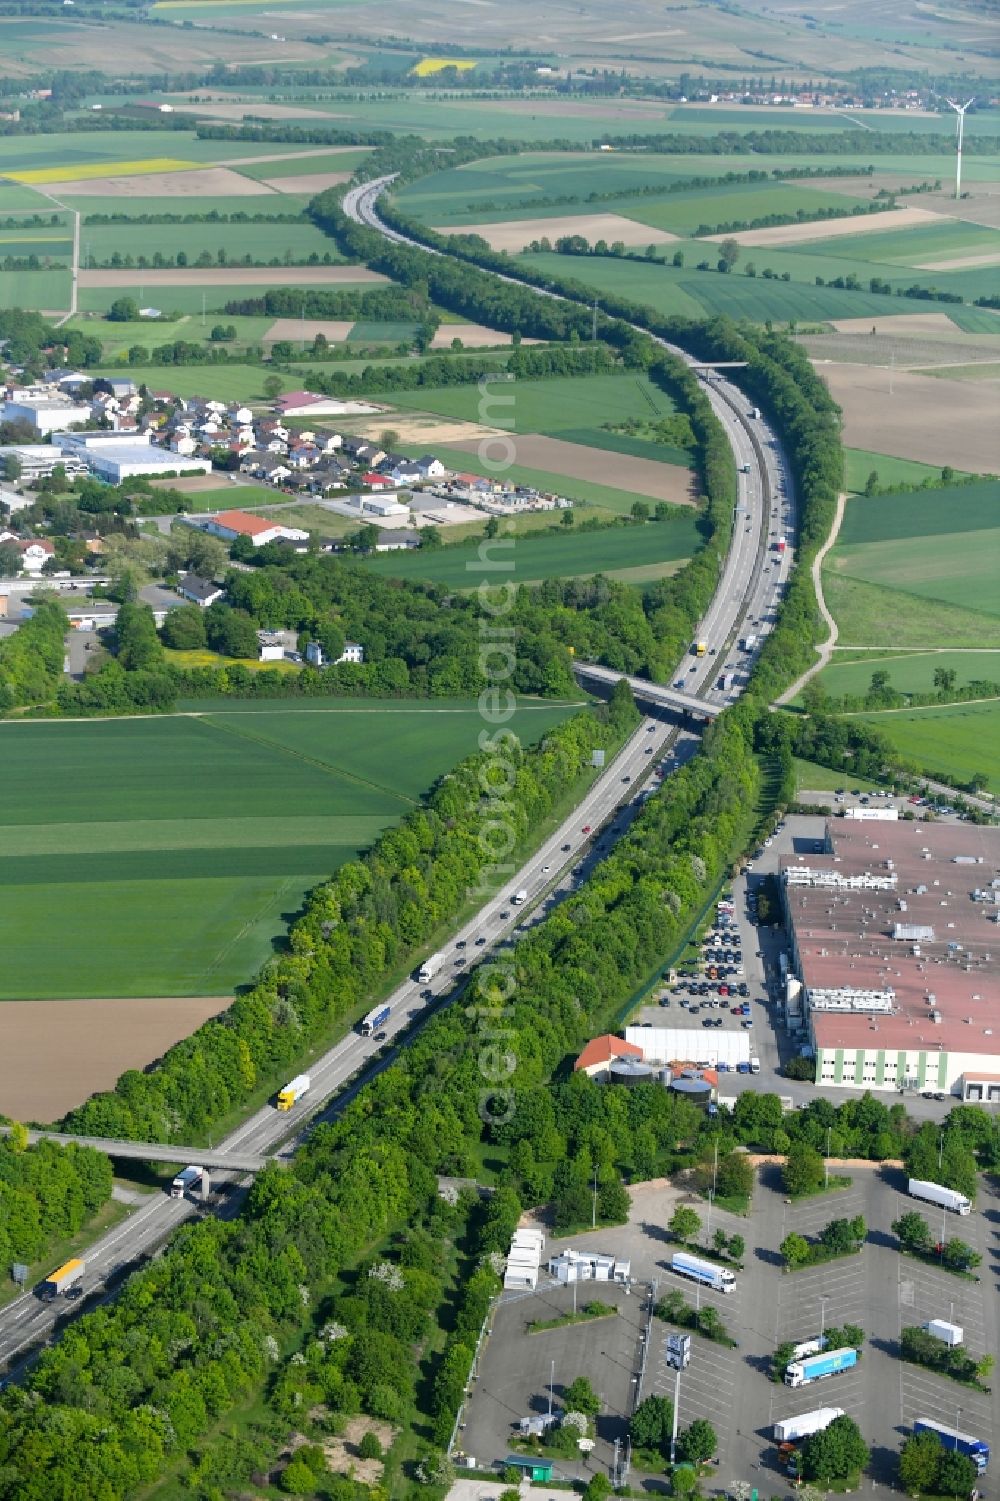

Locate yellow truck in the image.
[695,641,707,657]
[276,1073,311,1111]
[40,1258,85,1300]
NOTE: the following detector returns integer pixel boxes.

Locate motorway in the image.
[0,181,794,1377]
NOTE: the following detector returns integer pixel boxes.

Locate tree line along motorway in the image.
[0,182,796,1379]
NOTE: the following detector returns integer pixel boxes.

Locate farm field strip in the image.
[823,572,1000,650]
[837,478,1000,543]
[0,700,576,1000]
[816,363,1000,471]
[440,432,697,504]
[855,699,1000,790]
[829,530,1000,617]
[359,516,700,586]
[809,648,1000,700]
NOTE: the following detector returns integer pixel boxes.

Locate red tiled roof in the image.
[575,1035,643,1071]
[212,509,275,538]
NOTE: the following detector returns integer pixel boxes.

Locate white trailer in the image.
[924,1320,964,1347]
[908,1178,971,1215]
[773,1408,844,1444]
[417,952,444,984]
[170,1165,205,1199]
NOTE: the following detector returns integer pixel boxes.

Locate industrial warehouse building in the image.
[781,820,1000,1099]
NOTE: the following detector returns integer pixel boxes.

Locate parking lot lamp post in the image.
[548,1359,555,1420]
[706,1188,716,1243]
[713,1138,719,1197]
[820,1296,827,1344]
[939,1133,945,1171]
[670,1365,682,1465]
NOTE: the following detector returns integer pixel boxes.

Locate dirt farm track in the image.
[0,996,230,1121]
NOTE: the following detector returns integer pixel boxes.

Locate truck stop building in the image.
[781,820,1000,1098]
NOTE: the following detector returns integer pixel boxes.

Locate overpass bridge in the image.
[573,661,723,720]
[2,1127,270,1174]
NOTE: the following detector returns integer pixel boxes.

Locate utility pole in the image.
[706,1188,716,1243]
[938,1132,944,1171]
[945,98,975,200]
[820,1295,827,1344]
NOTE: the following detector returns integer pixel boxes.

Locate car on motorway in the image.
[622,774,631,782]
[456,939,467,949]
[542,864,550,874]
[65,1286,85,1301]
[562,842,571,851]
[475,936,487,946]
[373,1030,387,1042]
[582,825,591,833]
[454,957,466,968]
[421,988,434,1000]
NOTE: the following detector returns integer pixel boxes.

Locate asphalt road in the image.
[0,181,793,1378]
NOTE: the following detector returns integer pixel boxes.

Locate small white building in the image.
[257,632,285,662]
[360,494,410,520]
[13,538,55,576]
[548,1249,630,1285]
[339,640,364,664]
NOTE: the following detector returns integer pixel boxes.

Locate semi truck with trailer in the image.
[171,1165,205,1199]
[669,1251,735,1294]
[773,1408,844,1444]
[417,953,444,984]
[360,1004,390,1036]
[923,1320,964,1347]
[914,1420,989,1472]
[908,1178,971,1215]
[40,1259,85,1300]
[784,1348,858,1388]
[276,1074,310,1111]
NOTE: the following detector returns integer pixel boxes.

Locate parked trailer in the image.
[908,1178,971,1215]
[914,1420,990,1472]
[773,1408,844,1444]
[40,1258,85,1300]
[276,1073,310,1111]
[669,1251,735,1294]
[792,1337,827,1362]
[360,1004,390,1036]
[171,1165,205,1199]
[417,952,444,984]
[784,1348,858,1388]
[923,1320,964,1348]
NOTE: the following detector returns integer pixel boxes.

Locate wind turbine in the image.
[945,97,975,200]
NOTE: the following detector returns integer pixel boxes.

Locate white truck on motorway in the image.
[171,1165,205,1199]
[908,1178,971,1215]
[740,633,757,652]
[773,1408,844,1444]
[417,952,444,984]
[512,888,528,905]
[924,1319,964,1347]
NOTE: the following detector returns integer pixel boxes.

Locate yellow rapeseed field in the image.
[412,57,477,76]
[8,158,200,184]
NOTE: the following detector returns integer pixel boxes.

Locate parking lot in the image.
[466,1170,1000,1495]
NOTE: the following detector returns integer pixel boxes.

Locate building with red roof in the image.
[574,1035,643,1078]
[200,509,308,548]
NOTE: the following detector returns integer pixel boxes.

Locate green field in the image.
[0,130,305,174]
[386,370,677,433]
[69,312,274,353]
[0,698,578,999]
[619,182,870,235]
[838,478,1000,544]
[855,700,1000,791]
[830,529,1000,617]
[793,756,884,794]
[794,218,1000,267]
[93,363,304,401]
[362,516,700,586]
[823,573,1000,650]
[78,276,375,316]
[519,250,920,323]
[812,649,1000,700]
[843,449,974,495]
[149,482,282,512]
[79,217,344,265]
[0,266,72,310]
[235,149,372,180]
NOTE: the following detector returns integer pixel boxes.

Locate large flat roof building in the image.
[781,820,1000,1101]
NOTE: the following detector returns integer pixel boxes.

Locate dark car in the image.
[475,936,487,946]
[562,842,571,851]
[373,1030,387,1042]
[65,1286,84,1301]
[454,957,466,968]
[456,939,467,949]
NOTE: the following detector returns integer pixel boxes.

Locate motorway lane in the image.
[0,184,792,1378]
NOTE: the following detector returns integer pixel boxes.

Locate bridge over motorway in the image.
[572,661,723,719]
[1,1127,270,1174]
